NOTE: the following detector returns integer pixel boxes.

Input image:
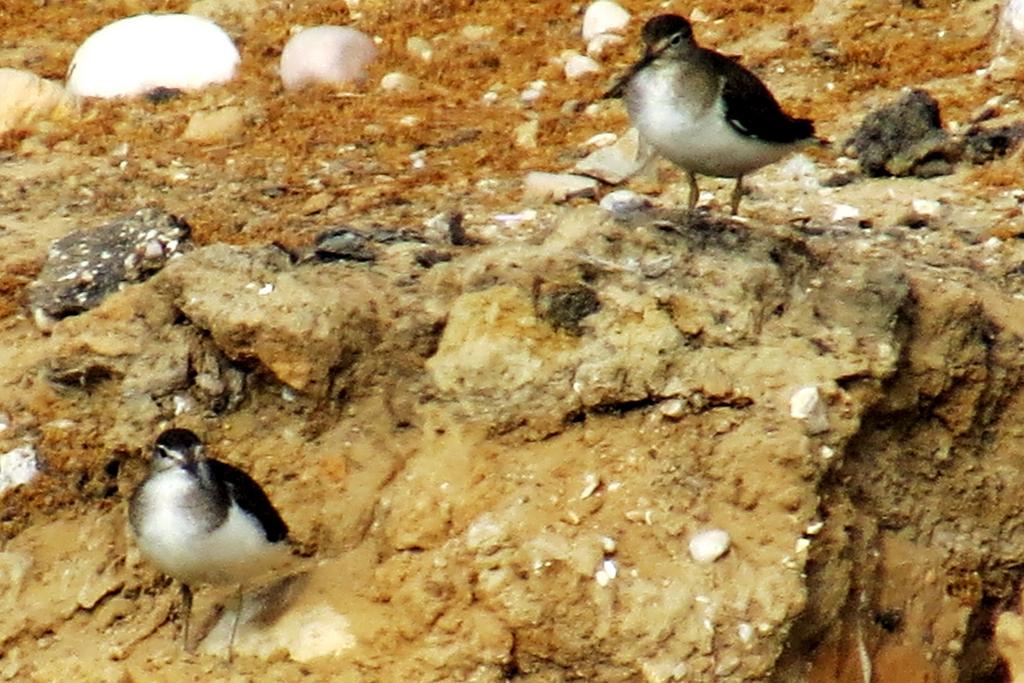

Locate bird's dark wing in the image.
[711,51,814,144]
[207,459,289,542]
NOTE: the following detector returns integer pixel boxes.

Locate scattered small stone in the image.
[313,228,376,262]
[520,80,547,103]
[28,207,191,323]
[0,445,39,497]
[181,105,245,143]
[689,529,731,563]
[280,26,377,90]
[587,33,624,58]
[789,385,828,434]
[380,71,417,92]
[536,283,601,335]
[514,119,540,149]
[595,557,618,586]
[406,36,433,62]
[564,54,601,80]
[575,127,647,183]
[821,170,860,187]
[898,198,943,229]
[659,398,687,419]
[582,0,631,42]
[845,89,961,177]
[461,24,495,41]
[67,14,239,98]
[523,172,599,202]
[601,189,652,216]
[962,122,1024,164]
[414,249,453,268]
[831,204,861,223]
[493,209,538,227]
[301,191,335,215]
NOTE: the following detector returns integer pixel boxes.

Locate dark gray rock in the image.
[845,89,961,177]
[962,122,1024,164]
[28,207,191,323]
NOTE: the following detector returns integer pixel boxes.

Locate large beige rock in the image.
[0,68,76,134]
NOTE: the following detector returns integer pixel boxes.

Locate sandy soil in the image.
[3,0,1024,681]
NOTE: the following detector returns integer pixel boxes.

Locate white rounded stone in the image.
[600,189,651,215]
[67,14,239,98]
[380,71,417,92]
[587,33,624,58]
[582,0,631,42]
[564,54,601,80]
[689,529,731,563]
[280,26,377,90]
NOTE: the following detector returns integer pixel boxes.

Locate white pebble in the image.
[580,472,601,499]
[380,71,417,92]
[280,26,377,90]
[600,189,651,215]
[805,520,824,535]
[67,14,239,98]
[911,198,942,217]
[587,33,624,58]
[564,54,601,80]
[789,386,821,419]
[688,529,731,563]
[831,203,861,222]
[790,385,829,434]
[600,536,617,553]
[737,622,755,644]
[406,36,434,61]
[582,0,631,42]
[1,445,38,497]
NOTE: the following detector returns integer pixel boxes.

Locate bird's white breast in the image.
[133,469,286,586]
[626,64,794,178]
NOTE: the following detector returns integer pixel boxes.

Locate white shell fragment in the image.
[688,529,731,564]
[582,1,631,42]
[67,14,240,98]
[1,445,39,497]
[789,385,829,434]
[280,26,378,90]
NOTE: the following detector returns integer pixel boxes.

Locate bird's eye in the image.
[670,33,683,45]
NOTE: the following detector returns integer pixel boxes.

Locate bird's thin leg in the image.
[227,585,244,663]
[180,583,193,651]
[686,171,699,211]
[730,175,745,215]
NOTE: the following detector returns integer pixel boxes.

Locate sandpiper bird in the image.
[128,428,290,659]
[606,14,817,215]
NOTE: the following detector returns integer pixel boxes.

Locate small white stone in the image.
[600,189,651,215]
[737,622,755,644]
[911,198,942,217]
[280,26,377,90]
[258,282,274,295]
[172,393,196,415]
[831,204,861,222]
[805,520,824,535]
[587,33,624,58]
[789,385,829,434]
[481,90,499,104]
[399,114,419,127]
[582,1,631,42]
[580,472,601,499]
[380,71,417,92]
[492,209,537,225]
[523,172,599,202]
[406,36,433,61]
[0,446,38,497]
[600,536,617,553]
[602,557,618,579]
[821,445,835,460]
[564,54,601,80]
[789,386,821,419]
[688,529,731,563]
[795,537,811,554]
